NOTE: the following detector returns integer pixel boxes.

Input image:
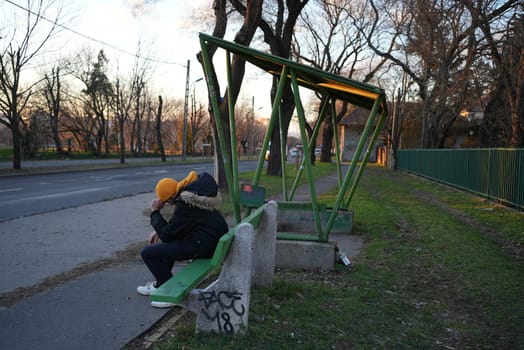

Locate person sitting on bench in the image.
[137,171,229,308]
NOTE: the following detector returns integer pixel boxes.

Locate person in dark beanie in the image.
[137,171,229,308]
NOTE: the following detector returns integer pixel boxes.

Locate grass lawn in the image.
[146,164,524,350]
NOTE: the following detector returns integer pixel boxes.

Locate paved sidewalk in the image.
[0,169,362,349]
[0,193,172,350]
[0,157,177,170]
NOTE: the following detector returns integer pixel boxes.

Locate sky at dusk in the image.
[2,0,274,114]
[65,0,212,98]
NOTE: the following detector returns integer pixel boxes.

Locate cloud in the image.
[127,0,162,18]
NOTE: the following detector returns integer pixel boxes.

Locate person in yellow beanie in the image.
[137,171,229,308]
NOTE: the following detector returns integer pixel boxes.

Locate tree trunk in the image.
[104,119,110,154]
[11,90,21,169]
[119,118,125,164]
[156,96,166,162]
[321,117,333,163]
[143,105,152,154]
[199,0,262,188]
[50,67,63,153]
[136,93,142,154]
[510,47,524,147]
[267,83,294,176]
[12,123,21,169]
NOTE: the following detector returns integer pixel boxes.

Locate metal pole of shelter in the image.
[344,107,387,208]
[225,51,240,217]
[279,103,288,201]
[198,37,240,223]
[288,98,328,201]
[324,96,385,238]
[252,66,289,188]
[290,69,323,238]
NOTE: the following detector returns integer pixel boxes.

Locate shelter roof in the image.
[199,33,388,115]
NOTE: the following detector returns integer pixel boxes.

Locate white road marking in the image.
[0,188,23,194]
[134,170,169,175]
[14,187,107,201]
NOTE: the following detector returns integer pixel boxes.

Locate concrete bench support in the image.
[252,200,277,287]
[180,201,278,334]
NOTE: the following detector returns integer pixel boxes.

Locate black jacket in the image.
[150,172,229,258]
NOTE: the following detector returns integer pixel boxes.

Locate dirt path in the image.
[372,167,523,260]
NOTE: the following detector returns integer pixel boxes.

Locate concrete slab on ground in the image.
[275,234,363,270]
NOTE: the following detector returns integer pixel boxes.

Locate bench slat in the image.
[210,229,236,268]
[150,259,213,303]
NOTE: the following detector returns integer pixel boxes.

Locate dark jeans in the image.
[140,240,196,286]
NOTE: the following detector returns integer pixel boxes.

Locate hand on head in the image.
[151,198,165,211]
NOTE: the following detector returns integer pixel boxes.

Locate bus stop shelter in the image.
[198,33,388,242]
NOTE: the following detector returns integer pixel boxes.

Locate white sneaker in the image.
[136,282,157,296]
[151,301,177,308]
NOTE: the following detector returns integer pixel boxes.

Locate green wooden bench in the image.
[150,204,266,305]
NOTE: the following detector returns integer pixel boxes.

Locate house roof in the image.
[339,107,373,126]
[199,33,388,115]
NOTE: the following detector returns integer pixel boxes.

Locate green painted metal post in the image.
[343,108,387,209]
[343,98,385,208]
[324,97,384,239]
[279,103,288,201]
[253,66,289,187]
[198,37,240,223]
[288,98,328,201]
[225,51,240,218]
[290,69,323,238]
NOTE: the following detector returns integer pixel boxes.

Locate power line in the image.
[2,0,188,68]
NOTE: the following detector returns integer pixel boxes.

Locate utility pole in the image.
[182,59,190,160]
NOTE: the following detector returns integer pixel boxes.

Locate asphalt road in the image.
[0,160,257,222]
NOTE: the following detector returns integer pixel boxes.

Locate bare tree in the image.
[362,0,519,149]
[159,97,184,153]
[468,1,523,147]
[189,99,208,155]
[233,99,254,156]
[79,49,114,154]
[244,0,309,175]
[198,0,308,179]
[41,65,64,153]
[198,0,263,186]
[61,93,97,152]
[142,95,153,152]
[114,76,133,163]
[293,0,388,163]
[0,0,64,169]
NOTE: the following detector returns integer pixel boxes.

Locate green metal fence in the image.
[397,149,524,210]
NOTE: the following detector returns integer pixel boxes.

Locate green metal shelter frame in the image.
[199,33,388,242]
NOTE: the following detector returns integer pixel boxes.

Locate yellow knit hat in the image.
[155,178,178,202]
[176,171,198,194]
[155,171,199,202]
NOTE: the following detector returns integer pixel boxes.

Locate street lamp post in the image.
[183,76,204,160]
[182,60,190,160]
